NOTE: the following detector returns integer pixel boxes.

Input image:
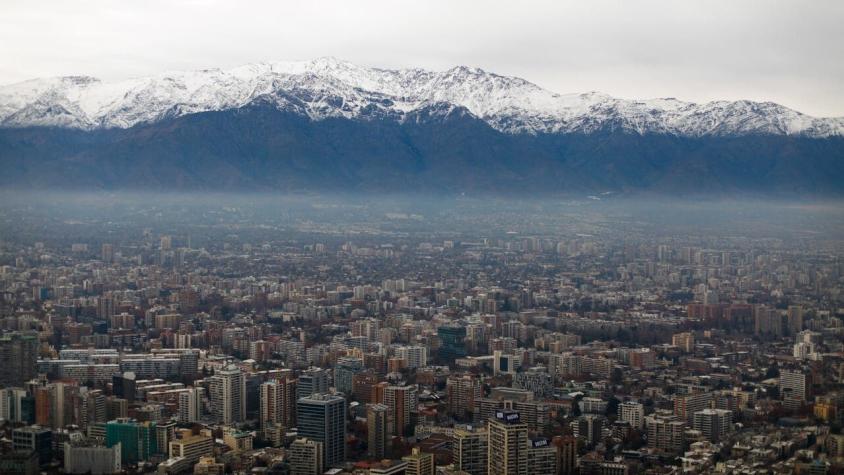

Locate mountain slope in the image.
[1,58,843,195]
[1,104,842,195]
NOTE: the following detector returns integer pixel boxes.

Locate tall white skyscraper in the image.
[209,363,246,425]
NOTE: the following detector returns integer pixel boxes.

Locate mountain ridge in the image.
[1,58,843,195]
[2,57,842,137]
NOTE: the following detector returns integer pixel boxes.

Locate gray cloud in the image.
[1,0,842,116]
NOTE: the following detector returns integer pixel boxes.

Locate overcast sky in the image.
[2,0,842,116]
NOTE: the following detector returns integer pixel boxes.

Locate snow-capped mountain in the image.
[1,57,841,137]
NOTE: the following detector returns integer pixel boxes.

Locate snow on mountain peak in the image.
[0,59,841,137]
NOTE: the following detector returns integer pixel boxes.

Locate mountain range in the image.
[1,57,842,195]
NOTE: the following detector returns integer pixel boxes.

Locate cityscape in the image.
[0,195,842,474]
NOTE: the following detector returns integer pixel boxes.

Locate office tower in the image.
[260,377,297,429]
[618,401,645,430]
[645,411,686,453]
[438,325,467,363]
[367,403,389,459]
[555,435,579,475]
[395,345,428,369]
[403,447,435,475]
[105,418,157,464]
[112,372,137,403]
[81,389,107,430]
[779,369,808,403]
[208,363,246,424]
[297,393,346,469]
[447,374,482,420]
[13,426,53,465]
[453,426,488,475]
[298,367,330,399]
[289,437,325,475]
[178,387,204,423]
[528,438,556,475]
[692,408,732,442]
[488,410,529,475]
[384,384,417,437]
[0,332,38,386]
[334,356,364,394]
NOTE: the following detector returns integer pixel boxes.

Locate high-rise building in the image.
[554,435,578,475]
[105,418,157,464]
[674,391,712,423]
[692,408,732,442]
[297,393,346,469]
[367,403,389,460]
[395,345,428,369]
[0,332,38,386]
[403,447,435,475]
[488,410,529,475]
[101,243,114,263]
[671,332,695,353]
[12,426,53,465]
[208,363,246,424]
[112,372,137,403]
[260,377,298,430]
[618,401,645,430]
[645,411,685,453]
[298,367,330,399]
[155,421,177,456]
[0,387,30,423]
[384,384,417,437]
[453,426,488,475]
[780,369,808,403]
[178,387,204,423]
[438,325,467,363]
[571,414,605,446]
[527,438,556,475]
[334,357,364,394]
[447,374,482,420]
[787,305,804,335]
[288,437,324,475]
